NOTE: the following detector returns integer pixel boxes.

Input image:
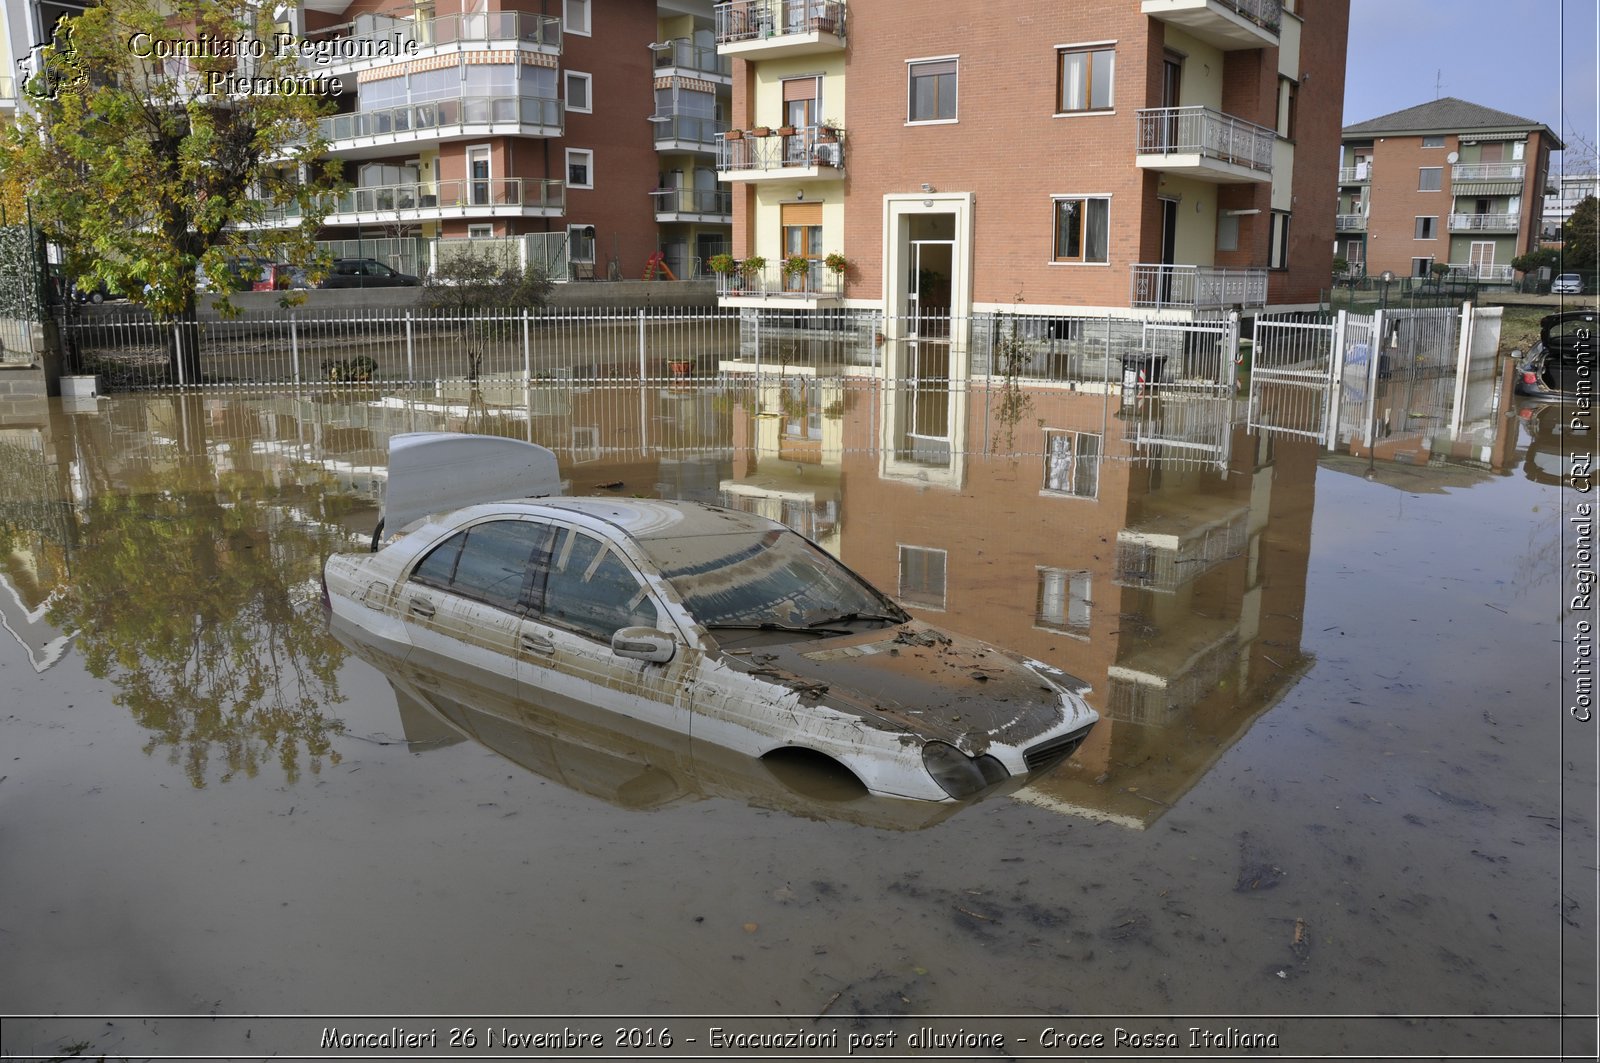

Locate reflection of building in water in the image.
[803,382,1323,829]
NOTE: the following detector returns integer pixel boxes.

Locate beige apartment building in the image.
[1335,97,1559,284]
[714,0,1347,317]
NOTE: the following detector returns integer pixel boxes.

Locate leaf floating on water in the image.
[742,922,759,933]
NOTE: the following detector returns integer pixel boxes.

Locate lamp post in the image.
[1379,270,1395,311]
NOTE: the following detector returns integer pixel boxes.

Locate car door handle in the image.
[520,632,554,655]
[407,595,436,619]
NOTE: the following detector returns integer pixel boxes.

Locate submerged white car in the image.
[324,433,1098,802]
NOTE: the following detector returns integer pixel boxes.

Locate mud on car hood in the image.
[721,623,1074,753]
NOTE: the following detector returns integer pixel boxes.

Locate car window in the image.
[409,520,551,612]
[336,261,363,275]
[539,528,659,641]
[368,261,396,276]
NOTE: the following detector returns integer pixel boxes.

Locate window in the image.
[565,71,591,113]
[1275,76,1297,139]
[409,520,553,612]
[566,148,593,189]
[1411,257,1434,278]
[1269,211,1290,269]
[1052,197,1109,263]
[540,528,658,641]
[1414,216,1437,240]
[1421,135,1445,148]
[1216,213,1239,252]
[907,58,957,123]
[1057,46,1113,113]
[1512,139,1526,161]
[898,545,947,609]
[567,224,596,263]
[467,224,494,238]
[563,0,590,36]
[1043,430,1100,498]
[1418,167,1443,191]
[1036,568,1091,635]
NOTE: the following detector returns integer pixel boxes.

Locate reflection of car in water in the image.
[1514,310,1596,402]
[324,433,1097,803]
[332,617,980,830]
[1517,402,1587,487]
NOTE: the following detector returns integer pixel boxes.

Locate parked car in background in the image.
[1513,309,1596,401]
[1552,274,1584,295]
[324,434,1099,804]
[319,258,420,289]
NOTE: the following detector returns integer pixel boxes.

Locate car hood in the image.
[721,622,1081,753]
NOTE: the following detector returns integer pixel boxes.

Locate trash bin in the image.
[1121,351,1167,401]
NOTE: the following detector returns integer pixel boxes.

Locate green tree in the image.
[1563,195,1599,275]
[0,0,341,381]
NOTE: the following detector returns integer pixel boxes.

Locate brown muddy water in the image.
[0,381,1593,1061]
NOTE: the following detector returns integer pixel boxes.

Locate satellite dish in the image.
[1446,151,1460,163]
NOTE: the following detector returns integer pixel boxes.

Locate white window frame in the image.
[1050,194,1111,265]
[564,70,592,114]
[1269,210,1290,269]
[1421,135,1445,149]
[1413,215,1438,240]
[1411,256,1434,278]
[1041,429,1101,499]
[563,0,591,37]
[897,545,948,611]
[905,55,959,125]
[467,224,494,239]
[566,148,594,190]
[1035,567,1092,637]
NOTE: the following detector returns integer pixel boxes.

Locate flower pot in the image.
[724,129,743,141]
[750,126,771,137]
[777,126,797,137]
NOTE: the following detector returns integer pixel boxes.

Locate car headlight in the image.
[921,741,1009,799]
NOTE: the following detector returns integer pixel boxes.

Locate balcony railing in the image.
[1446,263,1514,282]
[1217,0,1282,32]
[715,261,842,300]
[651,39,732,79]
[1452,162,1524,182]
[301,10,561,58]
[652,114,729,149]
[715,0,847,45]
[1129,264,1267,310]
[1136,106,1275,175]
[1448,212,1519,232]
[1337,164,1372,183]
[653,187,733,217]
[1335,213,1367,230]
[717,126,844,173]
[321,94,563,144]
[257,178,565,225]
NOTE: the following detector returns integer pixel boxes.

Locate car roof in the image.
[528,497,787,542]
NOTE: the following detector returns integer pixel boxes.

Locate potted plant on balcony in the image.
[816,119,840,143]
[823,252,848,277]
[776,124,797,137]
[782,253,812,285]
[723,128,744,141]
[738,255,766,289]
[708,253,738,277]
[750,124,772,137]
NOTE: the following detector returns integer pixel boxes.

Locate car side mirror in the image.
[612,626,676,663]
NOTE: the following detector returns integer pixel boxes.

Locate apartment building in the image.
[290,0,731,280]
[1336,97,1559,283]
[1542,171,1599,243]
[714,0,1346,317]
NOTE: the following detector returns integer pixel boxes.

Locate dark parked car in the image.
[319,258,420,289]
[1514,310,1596,402]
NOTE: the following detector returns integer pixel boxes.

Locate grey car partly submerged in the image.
[323,433,1098,803]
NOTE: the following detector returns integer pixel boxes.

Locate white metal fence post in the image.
[173,323,186,388]
[523,309,531,384]
[405,311,415,384]
[1449,300,1474,438]
[1325,309,1348,449]
[1365,309,1386,449]
[290,313,301,388]
[638,307,647,381]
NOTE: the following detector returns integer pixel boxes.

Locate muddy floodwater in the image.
[0,380,1593,1061]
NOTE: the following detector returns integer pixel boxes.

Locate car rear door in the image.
[514,521,699,736]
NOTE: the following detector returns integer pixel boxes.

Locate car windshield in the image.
[641,528,904,631]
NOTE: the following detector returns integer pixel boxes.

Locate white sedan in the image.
[324,434,1097,802]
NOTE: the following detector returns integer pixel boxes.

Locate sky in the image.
[1343,0,1599,170]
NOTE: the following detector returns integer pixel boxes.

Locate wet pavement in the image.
[0,381,1593,1060]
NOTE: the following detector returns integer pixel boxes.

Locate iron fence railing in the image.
[715,0,847,45]
[1136,106,1275,174]
[715,262,843,299]
[321,94,563,145]
[652,187,733,217]
[1217,0,1282,33]
[301,10,561,57]
[718,126,844,172]
[1129,264,1267,310]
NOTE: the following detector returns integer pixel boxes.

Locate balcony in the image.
[715,0,846,58]
[718,125,843,181]
[652,113,729,154]
[300,11,561,73]
[716,260,843,308]
[651,39,732,83]
[252,179,566,227]
[1140,0,1280,50]
[1452,162,1524,183]
[1448,213,1519,233]
[320,95,562,158]
[1446,263,1515,283]
[1335,214,1367,231]
[1337,163,1372,184]
[1129,264,1267,310]
[652,187,732,223]
[1135,107,1274,183]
